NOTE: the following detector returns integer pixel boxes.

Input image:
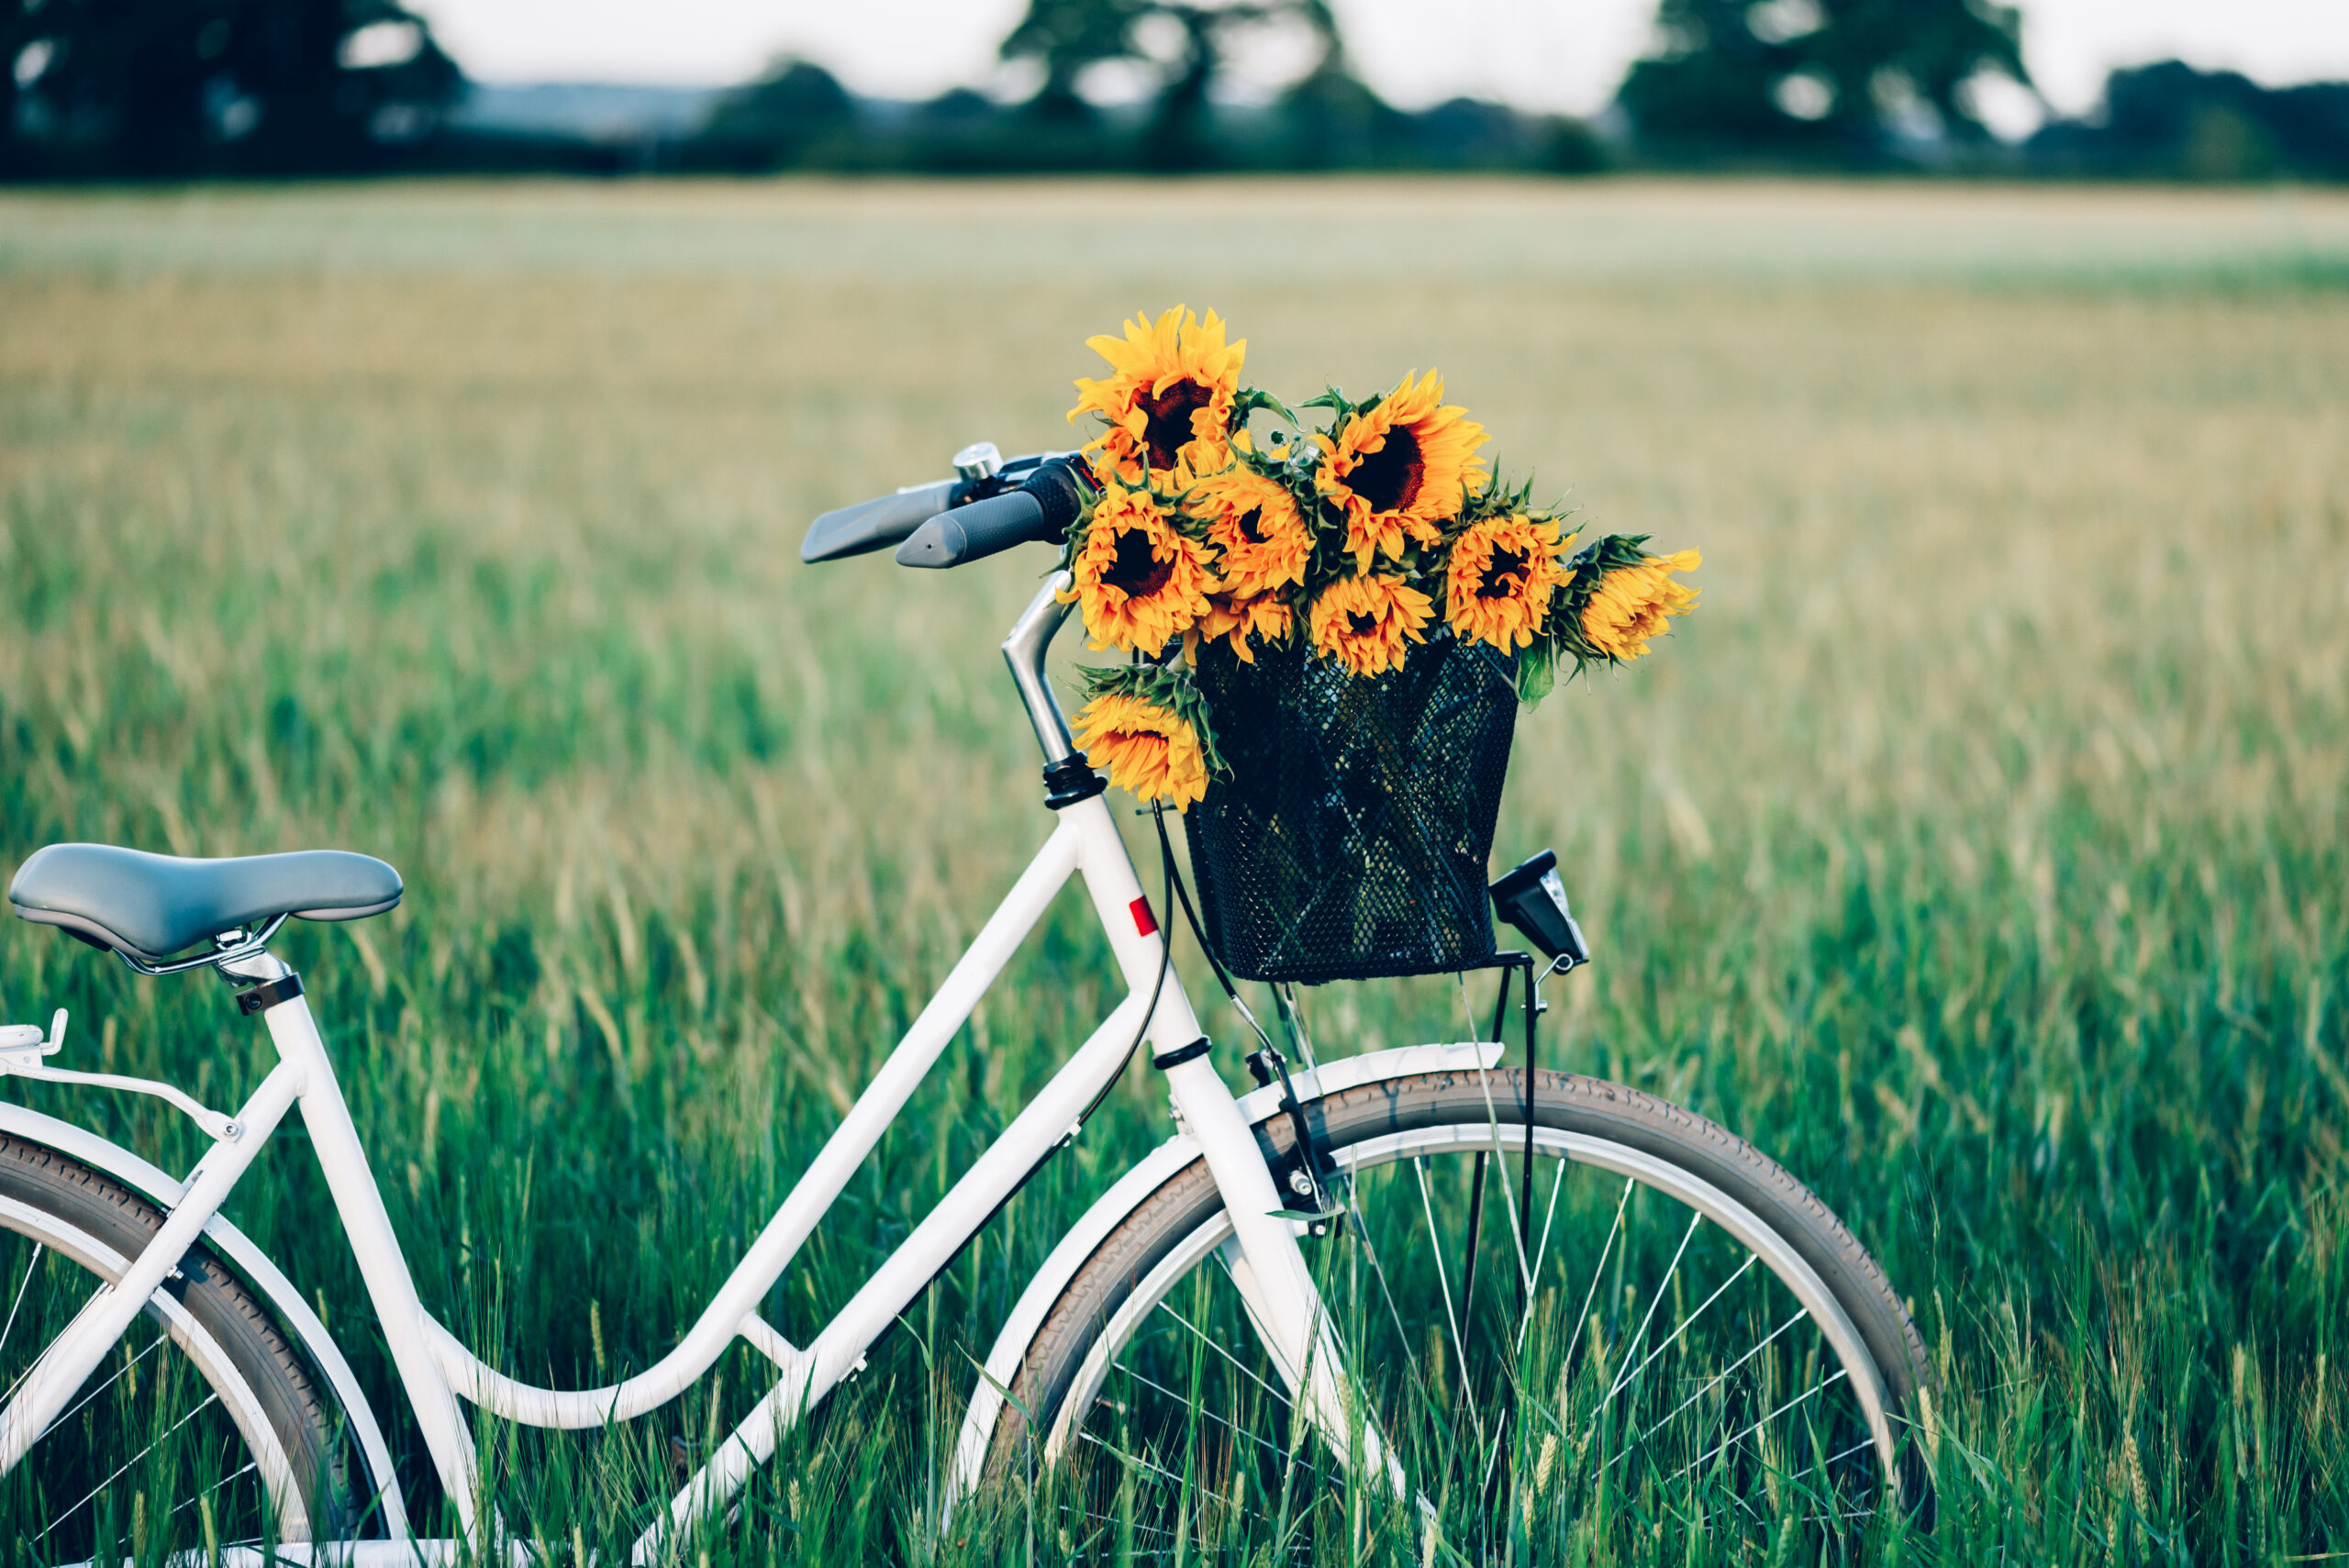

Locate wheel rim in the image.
[0,1199,308,1559]
[1039,1118,1920,1554]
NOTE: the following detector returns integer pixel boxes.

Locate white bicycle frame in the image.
[0,573,1369,1562]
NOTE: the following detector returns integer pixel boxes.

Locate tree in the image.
[2030,61,2349,182]
[998,0,1343,169]
[4,0,460,178]
[690,59,856,172]
[1619,0,2028,160]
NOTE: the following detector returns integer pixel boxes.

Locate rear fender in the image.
[942,1039,1501,1513]
[0,1098,412,1538]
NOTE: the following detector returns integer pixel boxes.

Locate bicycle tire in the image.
[986,1067,1934,1534]
[0,1132,362,1554]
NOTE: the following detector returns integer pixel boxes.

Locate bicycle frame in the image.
[0,574,1355,1562]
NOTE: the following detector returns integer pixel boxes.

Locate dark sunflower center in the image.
[1476,546,1530,600]
[1234,506,1266,546]
[1347,426,1424,515]
[1347,610,1382,637]
[1135,380,1215,471]
[1103,527,1174,600]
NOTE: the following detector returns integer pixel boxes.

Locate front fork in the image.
[1007,574,1396,1486]
[1063,790,1398,1492]
[1161,1051,1406,1494]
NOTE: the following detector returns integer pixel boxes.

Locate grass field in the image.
[1,178,2344,1562]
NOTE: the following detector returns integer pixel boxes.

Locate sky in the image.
[410,0,2349,126]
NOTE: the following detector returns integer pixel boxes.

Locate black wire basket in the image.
[1184,630,1519,984]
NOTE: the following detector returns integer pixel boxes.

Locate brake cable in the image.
[1149,806,1338,1217]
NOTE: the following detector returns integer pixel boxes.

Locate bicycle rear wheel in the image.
[0,1134,363,1560]
[988,1068,1933,1555]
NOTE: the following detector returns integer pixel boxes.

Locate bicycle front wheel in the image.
[989,1068,1934,1554]
[0,1134,363,1559]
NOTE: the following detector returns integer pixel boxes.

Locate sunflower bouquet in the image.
[1052,306,1699,982]
[1058,306,1700,810]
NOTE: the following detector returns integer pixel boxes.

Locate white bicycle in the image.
[0,450,1933,1562]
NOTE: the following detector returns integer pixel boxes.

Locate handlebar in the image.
[894,460,1088,569]
[798,450,1088,569]
[799,480,963,563]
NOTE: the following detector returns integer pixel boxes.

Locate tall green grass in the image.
[0,179,2343,1562]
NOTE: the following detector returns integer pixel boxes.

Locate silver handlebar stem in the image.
[1002,571,1078,766]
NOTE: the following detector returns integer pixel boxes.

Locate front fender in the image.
[943,1039,1500,1510]
[0,1097,412,1538]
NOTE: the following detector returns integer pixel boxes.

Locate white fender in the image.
[943,1039,1500,1511]
[0,1098,412,1539]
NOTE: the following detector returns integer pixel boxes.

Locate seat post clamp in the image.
[1151,1035,1211,1071]
[236,973,305,1017]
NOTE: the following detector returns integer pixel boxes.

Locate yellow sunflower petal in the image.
[1060,479,1221,655]
[1068,306,1246,484]
[1314,370,1489,571]
[1445,514,1571,651]
[1197,590,1296,663]
[1193,465,1310,601]
[1308,573,1433,677]
[1582,550,1701,661]
[1072,693,1209,807]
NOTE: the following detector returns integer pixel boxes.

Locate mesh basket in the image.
[1183,630,1519,984]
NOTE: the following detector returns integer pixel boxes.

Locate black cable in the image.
[1152,806,1239,1004]
[1151,805,1276,1055]
[914,795,1174,1299]
[1072,801,1176,1128]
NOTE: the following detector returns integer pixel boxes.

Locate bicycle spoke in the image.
[1667,1367,1849,1484]
[1076,1427,1188,1487]
[0,1241,42,1365]
[1602,1211,1704,1405]
[52,1388,222,1529]
[1455,1151,1488,1349]
[1334,1175,1443,1429]
[1108,1359,1303,1469]
[1610,1306,1813,1468]
[1821,1435,1876,1468]
[1555,1175,1635,1383]
[1152,1297,1290,1409]
[3,1273,117,1407]
[1044,1095,1917,1545]
[1058,1504,1177,1545]
[1464,1062,1533,1293]
[1524,1157,1568,1304]
[50,1324,170,1435]
[173,1457,262,1515]
[1604,1253,1758,1410]
[1411,1158,1475,1399]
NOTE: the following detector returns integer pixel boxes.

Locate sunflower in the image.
[1069,306,1246,484]
[1309,573,1433,678]
[1581,549,1701,662]
[1314,370,1489,571]
[1192,463,1310,600]
[1061,481,1220,655]
[1446,514,1571,651]
[1195,590,1296,664]
[1072,693,1210,806]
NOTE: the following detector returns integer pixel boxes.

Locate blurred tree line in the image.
[2,0,459,177]
[4,0,2345,182]
[685,0,1604,176]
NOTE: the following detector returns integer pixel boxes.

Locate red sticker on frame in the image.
[1130,896,1158,938]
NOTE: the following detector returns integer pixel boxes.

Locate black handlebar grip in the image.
[894,459,1090,569]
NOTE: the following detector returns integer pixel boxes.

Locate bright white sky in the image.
[410,0,2349,121]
